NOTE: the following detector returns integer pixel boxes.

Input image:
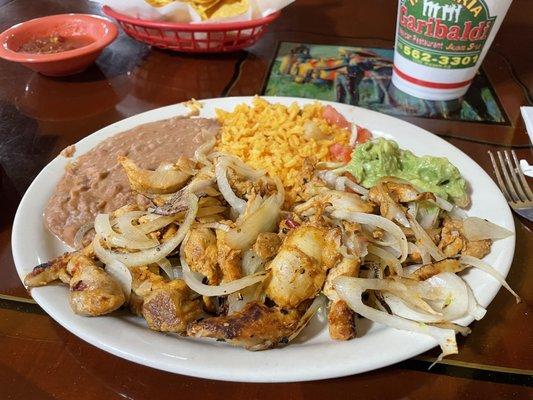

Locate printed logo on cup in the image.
[396,0,496,70]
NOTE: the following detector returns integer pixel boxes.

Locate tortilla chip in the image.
[144,0,176,7]
[203,0,249,20]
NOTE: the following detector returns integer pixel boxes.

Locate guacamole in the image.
[346,138,469,207]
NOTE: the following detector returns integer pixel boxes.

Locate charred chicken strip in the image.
[216,229,242,282]
[328,300,356,340]
[25,250,125,317]
[439,217,492,259]
[323,257,360,340]
[187,301,301,350]
[129,266,166,315]
[183,227,220,284]
[409,258,465,281]
[67,255,125,316]
[142,279,203,333]
[24,252,73,287]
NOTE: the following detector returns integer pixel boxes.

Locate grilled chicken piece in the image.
[463,240,492,258]
[265,225,340,308]
[25,250,125,317]
[368,183,407,223]
[183,227,220,284]
[24,252,73,287]
[119,156,191,194]
[252,232,282,261]
[142,279,203,333]
[323,257,360,340]
[128,266,166,315]
[383,181,436,203]
[439,218,491,259]
[216,229,242,282]
[187,301,301,350]
[409,258,465,281]
[328,300,356,340]
[68,255,125,316]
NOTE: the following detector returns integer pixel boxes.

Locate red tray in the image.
[103,6,280,53]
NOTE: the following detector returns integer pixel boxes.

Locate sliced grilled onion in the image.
[416,203,440,230]
[367,244,403,276]
[199,222,230,232]
[465,283,486,320]
[334,276,458,364]
[137,215,176,234]
[215,158,247,214]
[408,242,432,265]
[433,196,454,212]
[287,294,327,342]
[105,260,132,300]
[383,293,443,323]
[463,217,514,241]
[157,258,174,280]
[242,249,265,276]
[345,179,370,196]
[448,206,468,220]
[117,211,159,246]
[331,211,408,262]
[405,240,431,265]
[73,222,94,250]
[424,273,469,321]
[317,170,369,196]
[407,214,445,262]
[94,213,158,250]
[93,194,198,267]
[194,137,216,166]
[119,156,190,194]
[225,195,281,250]
[150,177,213,216]
[221,154,265,180]
[459,255,521,303]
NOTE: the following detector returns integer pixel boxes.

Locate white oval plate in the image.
[12,96,515,383]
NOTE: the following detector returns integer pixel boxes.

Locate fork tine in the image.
[497,151,520,202]
[504,150,528,202]
[511,150,533,201]
[488,151,512,203]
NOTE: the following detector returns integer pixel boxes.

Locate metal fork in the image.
[488,150,533,222]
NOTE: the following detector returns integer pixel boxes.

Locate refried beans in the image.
[44,117,219,247]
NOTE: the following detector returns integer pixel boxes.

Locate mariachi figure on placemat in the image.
[320,49,388,106]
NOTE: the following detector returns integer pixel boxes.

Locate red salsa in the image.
[17,35,94,54]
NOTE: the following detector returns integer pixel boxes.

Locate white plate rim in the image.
[11,96,516,383]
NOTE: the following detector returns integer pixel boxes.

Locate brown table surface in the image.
[0,0,532,399]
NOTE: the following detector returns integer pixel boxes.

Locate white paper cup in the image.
[391,0,513,100]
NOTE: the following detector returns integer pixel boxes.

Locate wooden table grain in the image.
[0,0,531,399]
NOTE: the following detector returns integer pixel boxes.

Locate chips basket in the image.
[102,6,280,53]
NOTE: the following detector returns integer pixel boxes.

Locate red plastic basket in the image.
[102,6,280,53]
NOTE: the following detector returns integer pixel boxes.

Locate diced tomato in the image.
[356,126,372,144]
[329,143,352,163]
[322,105,351,130]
